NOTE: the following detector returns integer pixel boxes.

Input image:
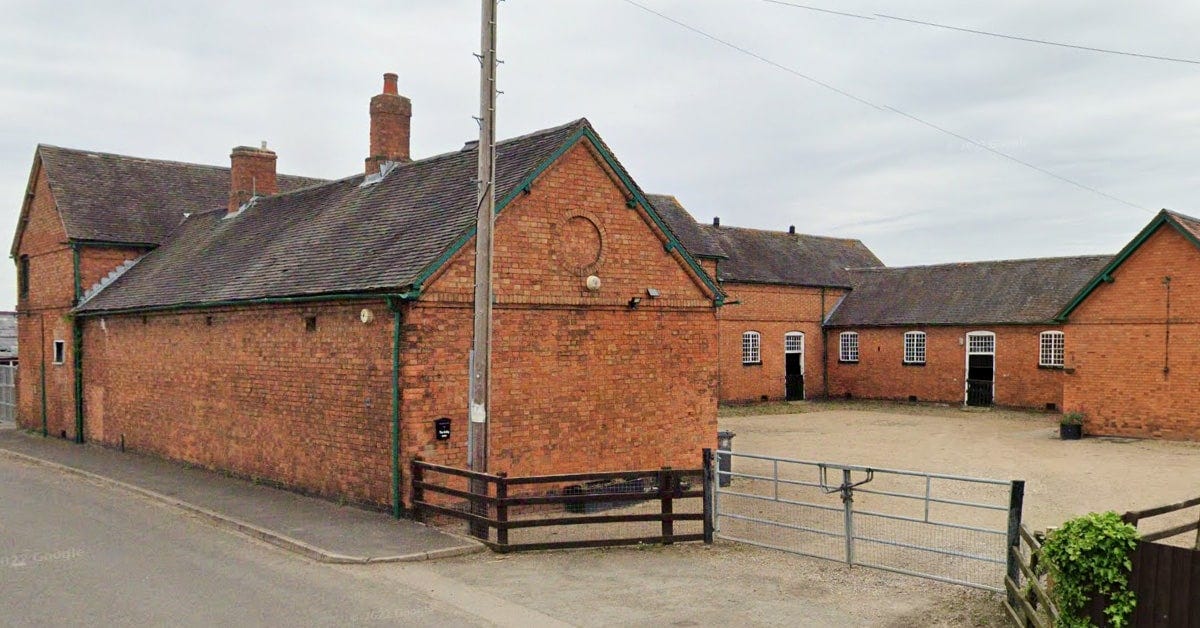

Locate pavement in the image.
[0,427,480,564]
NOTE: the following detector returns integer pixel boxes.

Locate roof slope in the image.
[77,120,625,313]
[703,225,882,288]
[649,195,880,287]
[827,255,1113,327]
[34,145,326,246]
[646,195,726,259]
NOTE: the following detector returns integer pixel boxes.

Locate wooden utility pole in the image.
[468,0,498,534]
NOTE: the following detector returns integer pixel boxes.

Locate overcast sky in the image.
[3,0,1198,310]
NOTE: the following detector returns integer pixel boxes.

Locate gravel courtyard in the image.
[424,401,1200,627]
[720,400,1200,534]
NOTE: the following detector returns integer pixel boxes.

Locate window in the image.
[741,331,761,365]
[967,332,995,355]
[18,256,28,299]
[839,332,859,363]
[785,332,804,354]
[52,340,65,365]
[903,331,926,364]
[1040,331,1065,367]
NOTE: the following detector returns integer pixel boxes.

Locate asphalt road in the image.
[0,455,566,628]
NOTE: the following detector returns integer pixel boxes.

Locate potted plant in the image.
[1060,410,1085,440]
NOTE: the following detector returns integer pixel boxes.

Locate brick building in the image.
[1056,210,1200,440]
[824,257,1110,409]
[654,198,879,403]
[12,75,722,510]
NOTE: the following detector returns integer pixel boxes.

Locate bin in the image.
[717,430,735,487]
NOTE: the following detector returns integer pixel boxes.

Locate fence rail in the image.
[1003,524,1059,628]
[411,451,713,552]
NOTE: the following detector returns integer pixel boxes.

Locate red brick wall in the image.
[82,302,395,506]
[71,138,717,510]
[14,163,76,438]
[410,140,718,482]
[826,325,1066,409]
[716,283,844,403]
[1064,225,1200,440]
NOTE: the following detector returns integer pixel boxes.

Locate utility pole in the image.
[468,0,498,537]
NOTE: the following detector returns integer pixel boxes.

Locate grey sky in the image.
[3,0,1198,310]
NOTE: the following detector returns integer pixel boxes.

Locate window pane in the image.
[742,332,760,364]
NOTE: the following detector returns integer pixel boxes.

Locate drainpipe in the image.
[39,315,47,437]
[820,287,830,399]
[387,297,406,518]
[71,244,84,443]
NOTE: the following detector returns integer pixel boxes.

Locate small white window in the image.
[742,331,761,365]
[839,332,859,363]
[967,332,995,355]
[52,340,65,365]
[1040,331,1065,367]
[903,331,926,364]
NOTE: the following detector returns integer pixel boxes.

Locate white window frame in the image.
[784,332,804,355]
[903,331,926,364]
[742,331,761,365]
[966,331,995,356]
[52,340,65,365]
[839,331,859,363]
[1039,331,1065,367]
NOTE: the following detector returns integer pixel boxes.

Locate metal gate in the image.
[713,450,1023,592]
[0,364,15,424]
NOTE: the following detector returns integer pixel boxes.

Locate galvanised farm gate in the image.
[713,450,1024,592]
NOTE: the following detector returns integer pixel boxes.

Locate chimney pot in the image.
[366,72,412,174]
[229,145,277,214]
[789,225,796,234]
[713,217,720,227]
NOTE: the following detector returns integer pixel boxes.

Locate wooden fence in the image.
[411,450,714,552]
[1112,496,1200,627]
[1004,523,1059,628]
[1007,497,1200,627]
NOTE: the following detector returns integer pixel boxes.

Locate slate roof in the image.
[646,195,726,259]
[31,145,327,247]
[826,255,1113,327]
[649,195,881,288]
[77,119,596,313]
[703,226,882,288]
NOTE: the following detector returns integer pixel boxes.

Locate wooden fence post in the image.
[496,472,509,547]
[660,467,674,544]
[702,449,714,544]
[410,458,425,523]
[1005,480,1025,611]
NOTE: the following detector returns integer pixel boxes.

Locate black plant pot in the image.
[1060,423,1083,440]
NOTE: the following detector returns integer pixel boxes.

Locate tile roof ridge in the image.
[399,117,590,167]
[703,222,864,242]
[37,143,325,185]
[846,253,1114,272]
[1164,208,1200,223]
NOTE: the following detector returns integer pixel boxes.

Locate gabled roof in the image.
[704,225,881,288]
[16,145,326,251]
[1056,209,1200,321]
[646,195,727,259]
[650,195,881,288]
[826,255,1113,327]
[77,120,720,314]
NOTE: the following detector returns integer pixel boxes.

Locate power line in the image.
[759,0,1200,66]
[619,0,1147,211]
[874,13,1200,66]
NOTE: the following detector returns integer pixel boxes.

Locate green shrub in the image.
[1040,511,1139,627]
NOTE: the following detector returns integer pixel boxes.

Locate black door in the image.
[785,353,805,401]
[966,354,994,406]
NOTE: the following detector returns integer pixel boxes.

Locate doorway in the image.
[785,332,805,401]
[965,332,995,407]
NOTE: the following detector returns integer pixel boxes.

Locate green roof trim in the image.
[410,125,725,305]
[1055,210,1200,321]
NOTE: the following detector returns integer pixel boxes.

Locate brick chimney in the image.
[229,143,277,214]
[365,72,412,174]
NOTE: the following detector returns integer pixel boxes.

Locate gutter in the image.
[70,244,83,443]
[75,291,405,318]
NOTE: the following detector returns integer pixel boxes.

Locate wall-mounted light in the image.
[646,288,661,298]
[628,297,642,309]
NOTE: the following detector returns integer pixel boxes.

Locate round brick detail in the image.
[556,213,604,276]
